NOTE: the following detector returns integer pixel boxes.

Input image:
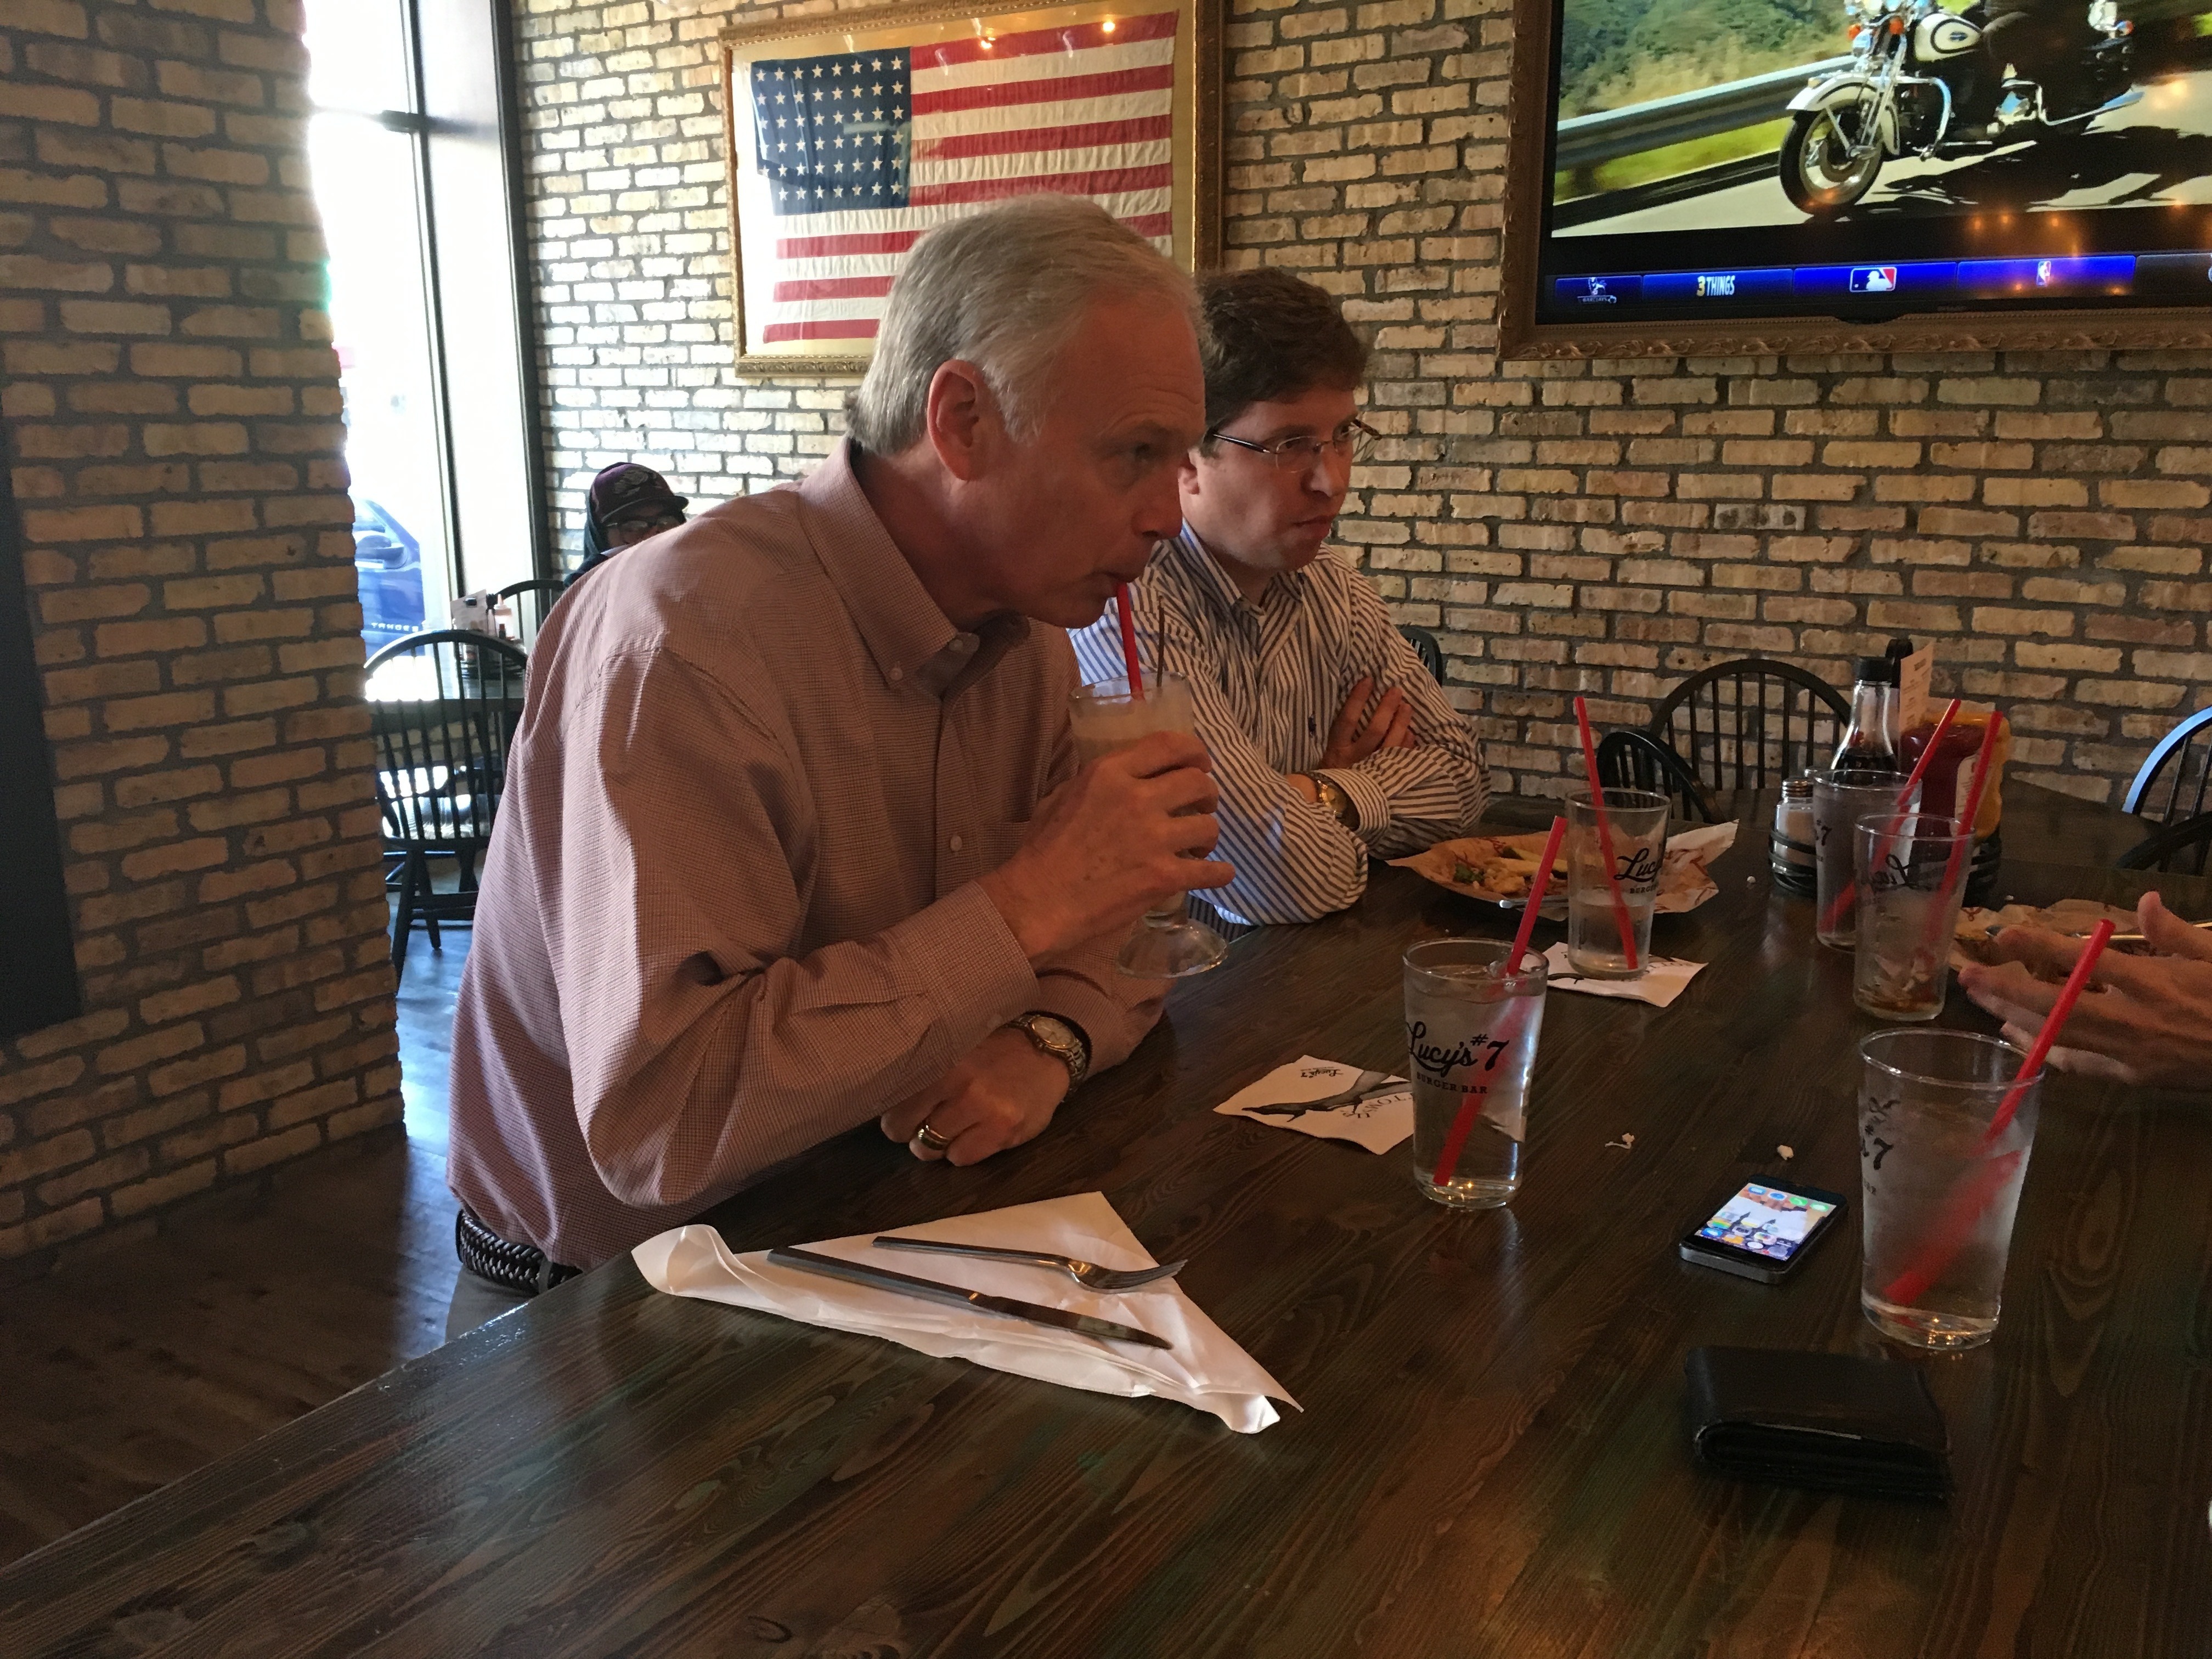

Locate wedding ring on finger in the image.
[911,1122,954,1154]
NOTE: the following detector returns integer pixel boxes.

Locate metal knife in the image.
[765,1246,1173,1350]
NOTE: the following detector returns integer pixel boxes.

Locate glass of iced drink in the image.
[1066,674,1228,979]
[1852,813,1971,1021]
[1813,769,1906,949]
[1858,1029,2041,1351]
[1404,939,1548,1208]
[1565,788,1667,979]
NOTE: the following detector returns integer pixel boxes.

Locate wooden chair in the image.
[365,630,529,977]
[1397,624,1444,681]
[1650,658,1849,796]
[2116,810,2212,878]
[496,578,566,649]
[1595,729,1720,823]
[2123,704,2212,824]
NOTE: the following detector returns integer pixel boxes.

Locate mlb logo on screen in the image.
[1696,273,1736,298]
[1850,266,1898,293]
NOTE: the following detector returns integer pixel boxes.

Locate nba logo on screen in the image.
[1850,266,1898,293]
[1695,273,1736,298]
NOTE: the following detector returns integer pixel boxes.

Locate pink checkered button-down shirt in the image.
[446,441,1163,1267]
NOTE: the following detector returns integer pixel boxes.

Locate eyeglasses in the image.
[1205,418,1378,470]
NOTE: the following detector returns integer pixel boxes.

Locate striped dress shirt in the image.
[1071,528,1488,926]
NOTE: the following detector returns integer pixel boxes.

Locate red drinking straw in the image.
[1919,709,2004,952]
[1818,696,1962,935]
[1878,918,2114,1308]
[1114,583,1144,700]
[1572,696,1639,971]
[1431,815,1567,1189]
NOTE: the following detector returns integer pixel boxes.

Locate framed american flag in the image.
[719,0,1221,373]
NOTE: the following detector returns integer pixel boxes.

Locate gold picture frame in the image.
[720,0,1221,375]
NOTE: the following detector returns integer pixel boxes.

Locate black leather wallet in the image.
[1684,1346,1950,1502]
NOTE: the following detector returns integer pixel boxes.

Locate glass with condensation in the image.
[1067,674,1228,979]
[1405,938,1548,1208]
[1858,1029,2041,1352]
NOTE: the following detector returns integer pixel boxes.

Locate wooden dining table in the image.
[4,785,2207,1657]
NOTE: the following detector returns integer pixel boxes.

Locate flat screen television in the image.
[1498,0,2212,354]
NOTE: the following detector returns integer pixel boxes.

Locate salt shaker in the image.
[1770,776,1815,894]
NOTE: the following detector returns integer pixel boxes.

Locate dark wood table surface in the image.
[5,786,2207,1657]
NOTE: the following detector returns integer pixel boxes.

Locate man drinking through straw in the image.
[443,198,1233,1335]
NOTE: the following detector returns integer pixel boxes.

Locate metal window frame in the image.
[345,0,552,592]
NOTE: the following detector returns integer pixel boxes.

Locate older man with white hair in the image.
[443,197,1227,1335]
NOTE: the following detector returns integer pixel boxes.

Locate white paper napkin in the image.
[1655,821,1738,913]
[1213,1056,1413,1153]
[1541,943,1707,1008]
[631,1192,1296,1434]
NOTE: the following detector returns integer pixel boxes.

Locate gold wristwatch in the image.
[1007,1012,1091,1090]
[1305,773,1358,830]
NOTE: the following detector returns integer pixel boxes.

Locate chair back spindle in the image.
[1594,729,1719,823]
[2123,704,2212,825]
[2115,810,2212,877]
[1397,624,1444,682]
[365,630,529,975]
[495,578,567,650]
[1650,658,1849,796]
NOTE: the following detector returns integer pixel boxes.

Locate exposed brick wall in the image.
[0,0,399,1267]
[515,0,2208,807]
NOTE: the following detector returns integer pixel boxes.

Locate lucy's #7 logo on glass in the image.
[1405,1020,1508,1095]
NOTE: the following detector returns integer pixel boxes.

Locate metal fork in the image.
[870,1234,1187,1293]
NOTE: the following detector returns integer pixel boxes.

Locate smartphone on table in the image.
[1678,1175,1848,1285]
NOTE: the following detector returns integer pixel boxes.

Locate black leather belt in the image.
[455,1206,581,1296]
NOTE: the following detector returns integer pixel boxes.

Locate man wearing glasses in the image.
[1071,268,1487,924]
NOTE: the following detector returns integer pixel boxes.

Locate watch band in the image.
[1008,1011,1091,1090]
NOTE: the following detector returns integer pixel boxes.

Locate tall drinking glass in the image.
[1067,674,1228,979]
[1852,813,1971,1021]
[1813,769,1904,949]
[1858,1029,2041,1351]
[1405,939,1548,1207]
[1565,788,1667,979]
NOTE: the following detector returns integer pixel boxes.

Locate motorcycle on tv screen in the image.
[1502,0,2212,347]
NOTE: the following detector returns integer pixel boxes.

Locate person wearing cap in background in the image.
[567,462,690,588]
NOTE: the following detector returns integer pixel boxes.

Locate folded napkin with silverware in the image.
[631,1191,1296,1433]
[1213,1056,1413,1152]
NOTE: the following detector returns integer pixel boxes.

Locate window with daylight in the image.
[303,0,546,652]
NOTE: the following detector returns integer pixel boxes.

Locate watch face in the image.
[1018,1014,1087,1083]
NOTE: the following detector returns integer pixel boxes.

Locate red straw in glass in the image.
[1879,918,2114,1308]
[1431,815,1566,1189]
[1918,709,2004,953]
[1572,697,1638,970]
[1818,696,1961,936]
[1114,583,1144,701]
